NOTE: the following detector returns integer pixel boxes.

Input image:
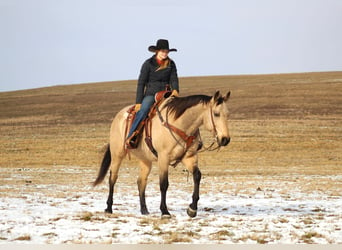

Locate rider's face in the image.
[156,50,169,60]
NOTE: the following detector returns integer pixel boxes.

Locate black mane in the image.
[163,95,211,120]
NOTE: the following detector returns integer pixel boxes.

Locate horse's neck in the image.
[170,104,205,135]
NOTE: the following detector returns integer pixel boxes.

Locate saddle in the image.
[125,90,172,150]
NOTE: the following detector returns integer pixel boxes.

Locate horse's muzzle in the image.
[218,137,230,146]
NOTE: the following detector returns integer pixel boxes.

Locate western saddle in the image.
[125,91,202,166]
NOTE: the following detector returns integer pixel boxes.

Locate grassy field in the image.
[1,72,341,172]
[0,71,342,243]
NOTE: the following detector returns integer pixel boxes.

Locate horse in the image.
[93,90,231,218]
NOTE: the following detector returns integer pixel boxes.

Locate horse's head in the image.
[205,90,231,147]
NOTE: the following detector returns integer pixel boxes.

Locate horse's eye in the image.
[214,112,220,117]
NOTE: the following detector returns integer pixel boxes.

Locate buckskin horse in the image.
[93,90,231,218]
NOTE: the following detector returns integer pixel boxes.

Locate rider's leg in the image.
[126,95,155,143]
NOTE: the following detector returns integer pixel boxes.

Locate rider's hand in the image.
[134,104,141,112]
[171,90,179,97]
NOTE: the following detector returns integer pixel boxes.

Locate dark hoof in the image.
[141,210,150,215]
[105,208,113,214]
[187,206,197,218]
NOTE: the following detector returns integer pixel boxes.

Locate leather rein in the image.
[155,101,221,159]
[143,96,221,167]
[156,105,199,149]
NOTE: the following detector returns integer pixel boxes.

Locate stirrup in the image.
[126,134,138,149]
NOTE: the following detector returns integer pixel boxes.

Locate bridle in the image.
[197,105,222,152]
[209,106,219,141]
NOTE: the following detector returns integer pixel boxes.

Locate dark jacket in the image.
[135,55,179,104]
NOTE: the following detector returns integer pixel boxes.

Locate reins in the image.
[156,101,222,157]
[142,94,225,167]
[156,104,198,167]
[197,133,221,152]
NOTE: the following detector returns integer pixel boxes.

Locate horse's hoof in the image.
[105,208,113,214]
[161,214,172,219]
[141,210,150,215]
[187,206,197,218]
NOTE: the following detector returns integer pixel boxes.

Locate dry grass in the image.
[13,235,31,241]
[1,71,341,196]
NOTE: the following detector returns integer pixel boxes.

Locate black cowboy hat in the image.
[148,39,177,52]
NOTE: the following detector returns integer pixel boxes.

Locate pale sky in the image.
[0,0,341,92]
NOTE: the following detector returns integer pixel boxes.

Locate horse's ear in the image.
[224,91,231,102]
[213,90,221,102]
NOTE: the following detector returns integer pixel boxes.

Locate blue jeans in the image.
[127,95,155,139]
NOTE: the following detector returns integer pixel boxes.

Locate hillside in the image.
[1,71,341,170]
[1,72,341,125]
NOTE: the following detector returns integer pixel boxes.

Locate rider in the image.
[126,39,179,148]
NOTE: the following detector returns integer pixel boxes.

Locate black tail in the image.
[93,144,111,186]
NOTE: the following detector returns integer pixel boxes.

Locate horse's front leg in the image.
[188,167,201,217]
[183,155,201,218]
[158,157,171,218]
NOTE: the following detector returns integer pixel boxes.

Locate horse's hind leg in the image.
[105,155,123,213]
[182,155,201,218]
[137,160,152,215]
